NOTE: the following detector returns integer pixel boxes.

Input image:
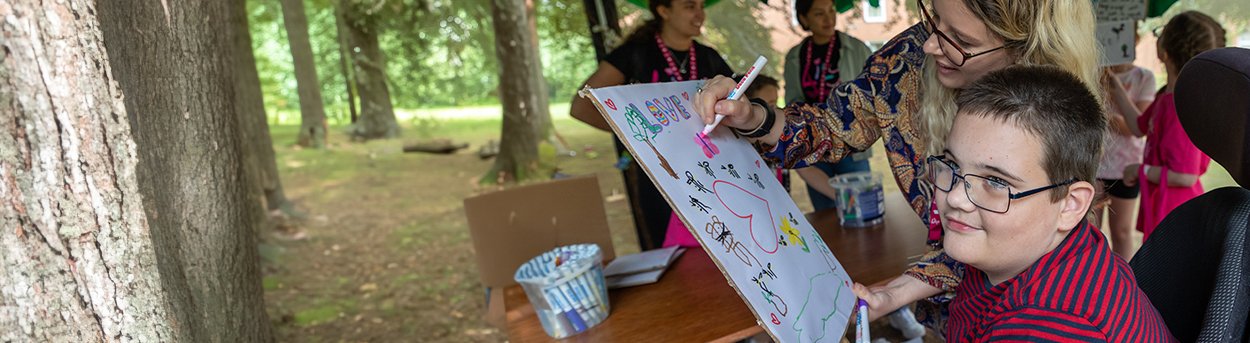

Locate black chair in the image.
[1130,47,1250,343]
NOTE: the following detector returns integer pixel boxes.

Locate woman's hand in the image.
[694,75,763,131]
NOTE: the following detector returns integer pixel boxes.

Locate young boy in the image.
[934,66,1174,341]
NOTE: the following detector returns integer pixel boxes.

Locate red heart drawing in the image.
[755,160,762,168]
[770,313,781,325]
[605,99,618,111]
[682,92,689,100]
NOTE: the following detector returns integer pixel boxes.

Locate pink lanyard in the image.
[927,199,942,243]
[656,34,697,81]
[803,36,837,100]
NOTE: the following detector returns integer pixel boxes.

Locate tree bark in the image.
[0,1,181,341]
[281,0,328,148]
[334,4,359,124]
[232,0,296,223]
[96,1,275,342]
[524,0,553,140]
[342,0,400,140]
[487,0,554,183]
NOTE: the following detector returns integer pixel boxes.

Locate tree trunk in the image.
[334,4,359,124]
[0,2,182,340]
[524,0,553,140]
[487,0,554,183]
[233,0,297,221]
[96,1,275,342]
[281,0,328,148]
[342,0,400,140]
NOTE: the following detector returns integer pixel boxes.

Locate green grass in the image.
[267,104,580,144]
[265,103,573,127]
[262,276,281,291]
[292,299,358,327]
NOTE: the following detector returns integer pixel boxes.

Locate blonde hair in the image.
[921,0,1101,155]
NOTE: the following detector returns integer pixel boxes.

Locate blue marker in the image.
[572,275,604,322]
[558,282,597,324]
[544,287,588,332]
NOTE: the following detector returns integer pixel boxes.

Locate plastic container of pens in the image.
[829,172,885,228]
[513,244,610,339]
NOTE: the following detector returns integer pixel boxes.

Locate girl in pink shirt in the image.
[1108,11,1222,240]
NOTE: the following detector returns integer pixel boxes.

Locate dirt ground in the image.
[262,118,639,342]
[261,113,1237,342]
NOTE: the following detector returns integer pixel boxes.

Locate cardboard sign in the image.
[587,81,856,342]
[464,175,618,327]
[1097,20,1137,66]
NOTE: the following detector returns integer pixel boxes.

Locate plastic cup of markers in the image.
[829,172,885,228]
[513,244,610,339]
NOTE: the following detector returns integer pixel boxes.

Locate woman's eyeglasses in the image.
[917,0,1007,67]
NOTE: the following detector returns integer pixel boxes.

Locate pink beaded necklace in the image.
[655,34,697,81]
[803,35,837,100]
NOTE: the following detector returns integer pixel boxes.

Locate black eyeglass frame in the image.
[927,156,1077,214]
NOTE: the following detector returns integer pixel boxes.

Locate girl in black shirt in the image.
[569,0,733,251]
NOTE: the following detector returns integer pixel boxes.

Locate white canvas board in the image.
[586,80,857,343]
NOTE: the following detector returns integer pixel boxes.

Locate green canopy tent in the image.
[1148,0,1178,18]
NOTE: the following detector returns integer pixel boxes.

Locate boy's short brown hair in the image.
[955,65,1105,201]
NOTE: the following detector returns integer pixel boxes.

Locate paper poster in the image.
[1097,20,1137,66]
[1094,0,1146,22]
[587,81,856,342]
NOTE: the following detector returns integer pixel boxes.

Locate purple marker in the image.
[856,299,870,343]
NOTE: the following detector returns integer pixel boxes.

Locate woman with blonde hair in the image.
[694,0,1101,333]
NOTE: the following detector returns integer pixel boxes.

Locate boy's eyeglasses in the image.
[917,0,1007,67]
[927,156,1075,214]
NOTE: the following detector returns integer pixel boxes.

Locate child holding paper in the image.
[568,0,734,251]
[1106,11,1222,241]
[918,66,1173,341]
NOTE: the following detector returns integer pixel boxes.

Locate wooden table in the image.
[808,192,931,284]
[504,193,928,342]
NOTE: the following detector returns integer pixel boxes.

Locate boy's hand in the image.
[852,283,895,322]
[1122,164,1141,187]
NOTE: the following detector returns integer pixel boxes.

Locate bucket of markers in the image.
[513,244,610,339]
[829,172,886,228]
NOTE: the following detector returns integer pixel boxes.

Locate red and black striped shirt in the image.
[946,220,1176,342]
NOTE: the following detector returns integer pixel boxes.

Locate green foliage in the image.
[615,0,779,77]
[249,0,297,115]
[247,0,831,125]
[703,0,780,77]
[248,0,597,122]
[1142,0,1250,44]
